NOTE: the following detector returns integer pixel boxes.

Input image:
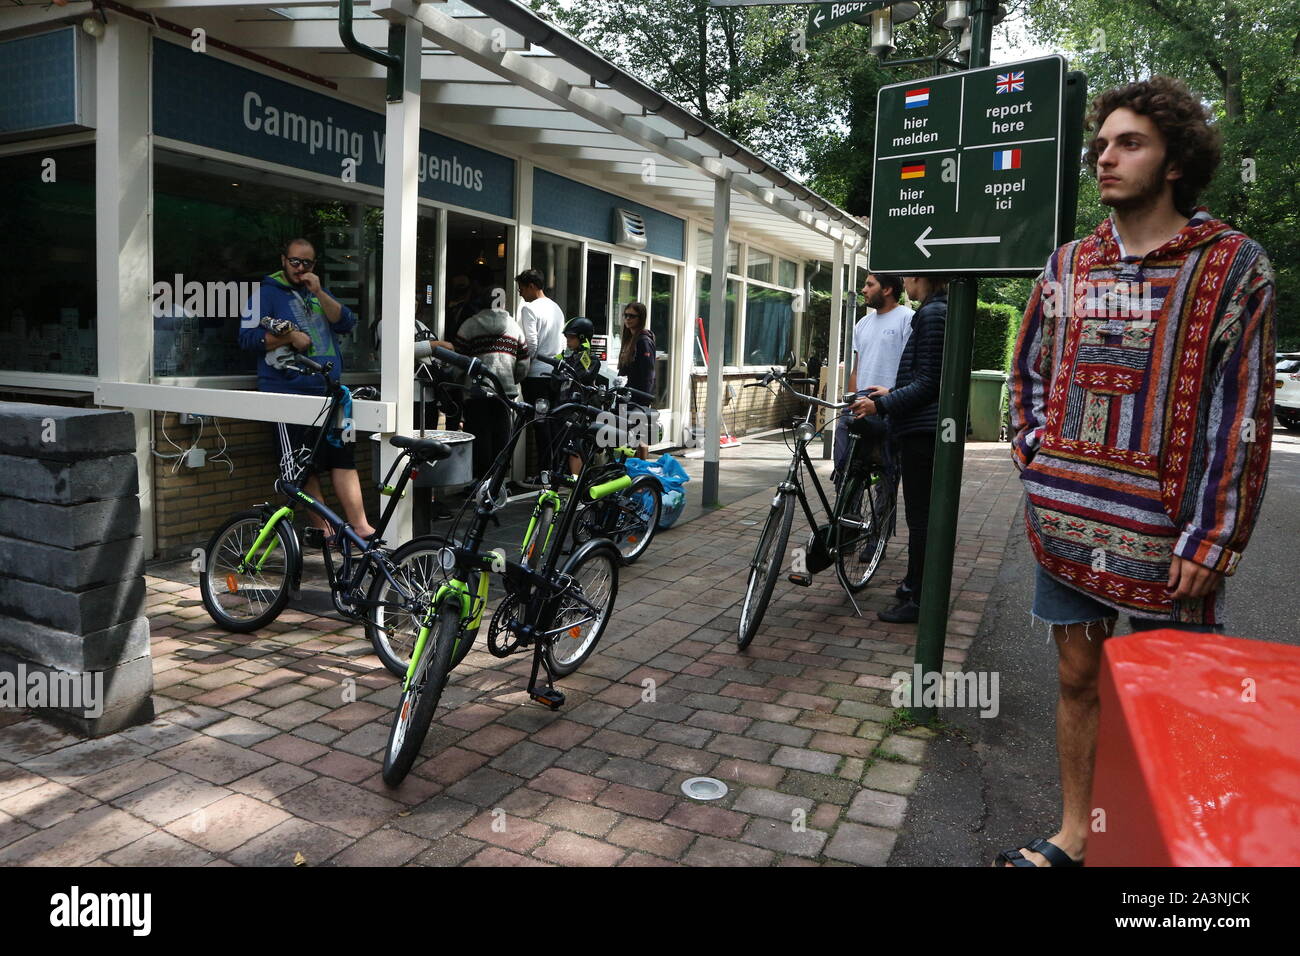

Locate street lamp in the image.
[867,1,921,57]
[942,1,969,30]
[868,8,895,55]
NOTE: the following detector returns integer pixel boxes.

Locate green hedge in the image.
[973,300,1021,372]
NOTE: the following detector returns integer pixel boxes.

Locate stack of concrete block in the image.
[0,403,153,735]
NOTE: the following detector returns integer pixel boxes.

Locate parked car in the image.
[1276,352,1300,431]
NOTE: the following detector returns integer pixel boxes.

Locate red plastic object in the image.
[1089,630,1300,866]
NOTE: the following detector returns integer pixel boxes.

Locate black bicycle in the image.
[197,354,455,678]
[381,347,632,787]
[736,368,898,650]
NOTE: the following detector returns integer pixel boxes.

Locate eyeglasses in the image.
[285,257,315,269]
[622,312,638,318]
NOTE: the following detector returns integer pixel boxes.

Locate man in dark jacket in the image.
[851,277,947,622]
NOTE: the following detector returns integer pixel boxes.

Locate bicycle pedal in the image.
[787,572,812,587]
[530,688,565,710]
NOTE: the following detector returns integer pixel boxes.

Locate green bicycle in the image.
[382,347,629,787]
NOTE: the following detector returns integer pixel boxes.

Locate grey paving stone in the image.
[847,788,908,829]
[861,760,922,796]
[824,822,898,866]
[595,757,674,791]
[225,818,355,866]
[745,720,814,747]
[489,741,562,778]
[731,787,815,820]
[445,767,522,807]
[392,795,477,840]
[771,746,840,774]
[739,818,828,857]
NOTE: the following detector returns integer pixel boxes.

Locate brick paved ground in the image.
[0,443,1020,866]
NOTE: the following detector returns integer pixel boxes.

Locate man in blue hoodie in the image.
[239,238,374,541]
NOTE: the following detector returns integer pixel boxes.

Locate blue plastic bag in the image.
[624,453,690,529]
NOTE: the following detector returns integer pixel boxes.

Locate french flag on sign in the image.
[904,88,930,109]
[993,149,1022,170]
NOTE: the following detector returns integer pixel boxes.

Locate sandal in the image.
[994,837,1084,868]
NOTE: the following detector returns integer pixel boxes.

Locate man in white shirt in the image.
[834,273,913,481]
[516,268,565,481]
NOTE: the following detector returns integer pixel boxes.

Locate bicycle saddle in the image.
[389,435,451,461]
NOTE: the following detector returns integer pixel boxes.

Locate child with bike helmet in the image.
[557,316,603,389]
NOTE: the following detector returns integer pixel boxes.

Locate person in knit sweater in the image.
[453,307,530,480]
[999,77,1275,869]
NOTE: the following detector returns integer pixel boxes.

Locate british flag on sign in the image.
[996,70,1025,94]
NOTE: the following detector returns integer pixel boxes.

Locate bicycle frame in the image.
[239,379,430,619]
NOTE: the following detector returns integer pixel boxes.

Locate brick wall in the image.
[687,372,811,438]
[151,411,380,559]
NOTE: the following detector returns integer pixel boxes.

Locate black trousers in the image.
[462,396,510,480]
[522,377,555,475]
[896,432,936,594]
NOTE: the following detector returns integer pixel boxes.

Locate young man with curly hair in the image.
[1001,76,1276,867]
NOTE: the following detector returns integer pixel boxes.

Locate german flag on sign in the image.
[900,161,926,180]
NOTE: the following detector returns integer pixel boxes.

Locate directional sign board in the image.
[806,2,886,36]
[868,55,1066,275]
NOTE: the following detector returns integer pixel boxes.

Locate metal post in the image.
[377,19,423,541]
[95,16,155,557]
[822,239,845,459]
[703,173,731,507]
[911,0,995,722]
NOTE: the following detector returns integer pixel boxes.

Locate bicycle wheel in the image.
[382,601,460,787]
[544,540,619,677]
[737,493,795,651]
[835,471,894,592]
[366,535,481,677]
[611,476,662,563]
[199,510,297,633]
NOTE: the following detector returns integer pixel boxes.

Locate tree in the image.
[527,1,948,215]
[1025,0,1300,346]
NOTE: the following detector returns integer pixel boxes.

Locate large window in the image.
[696,229,739,274]
[0,145,97,375]
[152,152,382,378]
[446,210,511,325]
[695,272,739,366]
[743,286,795,366]
[532,234,581,320]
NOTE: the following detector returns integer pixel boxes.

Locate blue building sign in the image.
[151,39,514,218]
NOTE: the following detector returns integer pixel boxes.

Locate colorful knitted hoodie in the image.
[1009,211,1275,624]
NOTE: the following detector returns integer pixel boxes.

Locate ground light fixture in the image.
[681,777,728,801]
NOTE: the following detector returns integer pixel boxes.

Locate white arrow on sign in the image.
[813,10,825,27]
[914,226,1002,258]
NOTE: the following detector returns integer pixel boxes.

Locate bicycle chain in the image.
[487,592,523,658]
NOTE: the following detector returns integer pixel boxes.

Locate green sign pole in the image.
[910,0,996,723]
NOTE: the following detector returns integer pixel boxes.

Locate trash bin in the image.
[969,370,1006,442]
[369,430,475,489]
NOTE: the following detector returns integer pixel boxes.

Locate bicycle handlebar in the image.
[749,367,848,410]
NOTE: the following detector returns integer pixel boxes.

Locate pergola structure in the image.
[2,0,870,547]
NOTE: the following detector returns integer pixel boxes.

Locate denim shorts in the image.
[1032,564,1223,635]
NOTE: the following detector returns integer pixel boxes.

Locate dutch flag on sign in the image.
[993,149,1022,171]
[904,87,930,109]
